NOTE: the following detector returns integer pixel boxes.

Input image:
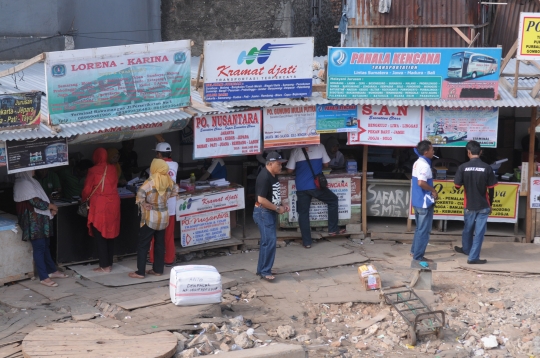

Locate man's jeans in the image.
[462,207,490,261]
[297,188,339,246]
[412,206,434,261]
[253,206,277,277]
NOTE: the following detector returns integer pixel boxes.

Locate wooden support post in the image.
[500,39,518,73]
[195,53,204,90]
[512,60,520,98]
[452,27,472,45]
[526,107,537,243]
[0,53,45,78]
[362,145,368,235]
[404,27,410,48]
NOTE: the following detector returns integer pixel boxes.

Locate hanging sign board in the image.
[6,137,68,174]
[348,105,422,146]
[0,92,41,128]
[45,40,191,125]
[287,178,352,222]
[176,187,245,219]
[409,181,519,223]
[327,47,501,100]
[518,13,540,60]
[263,105,319,149]
[316,104,359,133]
[423,106,498,148]
[530,177,540,208]
[193,109,262,159]
[203,37,314,101]
[180,212,231,247]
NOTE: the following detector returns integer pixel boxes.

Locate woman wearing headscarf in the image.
[325,137,345,169]
[106,148,127,186]
[82,148,121,273]
[129,159,179,279]
[14,171,67,287]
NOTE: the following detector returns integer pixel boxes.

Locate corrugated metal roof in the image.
[346,0,481,48]
[489,0,540,58]
[502,58,540,77]
[0,61,48,115]
[55,108,192,137]
[0,124,55,142]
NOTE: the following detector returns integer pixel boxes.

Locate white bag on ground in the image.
[169,265,222,306]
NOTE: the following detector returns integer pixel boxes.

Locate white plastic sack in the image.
[169,265,222,306]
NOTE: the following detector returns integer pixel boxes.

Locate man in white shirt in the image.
[286,144,344,248]
[147,142,178,266]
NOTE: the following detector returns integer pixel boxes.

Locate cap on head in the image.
[154,142,172,152]
[266,152,287,163]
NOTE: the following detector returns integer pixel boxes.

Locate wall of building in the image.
[0,0,160,61]
[161,0,340,56]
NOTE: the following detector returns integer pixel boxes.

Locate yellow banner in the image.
[410,180,519,223]
[518,14,540,59]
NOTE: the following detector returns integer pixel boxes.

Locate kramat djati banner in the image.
[193,109,262,159]
[409,181,519,223]
[203,37,314,101]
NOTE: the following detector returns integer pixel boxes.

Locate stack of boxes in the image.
[347,159,357,174]
[434,166,447,180]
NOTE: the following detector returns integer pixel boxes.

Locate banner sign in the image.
[423,106,498,148]
[203,37,314,101]
[288,178,351,222]
[263,105,319,149]
[6,137,68,174]
[327,47,501,100]
[316,104,359,133]
[0,92,41,128]
[409,181,519,223]
[348,105,422,146]
[68,118,191,144]
[518,13,540,60]
[176,187,245,219]
[45,40,191,125]
[0,145,6,167]
[193,109,262,159]
[180,211,231,247]
[530,177,540,208]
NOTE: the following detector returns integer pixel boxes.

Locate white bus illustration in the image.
[447,51,498,80]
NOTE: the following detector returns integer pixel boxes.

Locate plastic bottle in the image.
[230,344,243,351]
[189,173,196,184]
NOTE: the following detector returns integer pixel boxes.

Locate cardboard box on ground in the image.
[358,264,382,290]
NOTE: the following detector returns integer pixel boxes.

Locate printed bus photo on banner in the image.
[327,47,502,100]
[203,37,314,101]
[409,181,519,223]
[6,137,68,174]
[0,92,41,128]
[263,105,319,149]
[423,106,498,147]
[45,40,191,125]
[348,105,422,146]
[193,109,262,159]
[316,104,359,133]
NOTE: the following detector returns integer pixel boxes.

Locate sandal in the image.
[146,269,162,276]
[303,245,311,249]
[40,280,58,287]
[92,267,111,273]
[128,272,145,279]
[49,272,69,278]
[328,229,347,236]
[260,275,275,281]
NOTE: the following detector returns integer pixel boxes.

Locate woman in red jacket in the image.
[81,148,120,273]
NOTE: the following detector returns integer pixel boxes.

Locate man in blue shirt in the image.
[286,144,343,248]
[199,158,227,181]
[411,140,438,261]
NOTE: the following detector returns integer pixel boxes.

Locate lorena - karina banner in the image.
[327,47,502,100]
[6,137,68,174]
[0,92,41,128]
[263,105,319,149]
[193,109,262,159]
[409,181,519,223]
[45,40,191,125]
[203,37,314,101]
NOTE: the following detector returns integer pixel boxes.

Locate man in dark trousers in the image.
[254,152,290,281]
[454,140,498,264]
